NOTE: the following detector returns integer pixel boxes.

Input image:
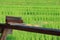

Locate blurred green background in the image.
[0,0,60,40]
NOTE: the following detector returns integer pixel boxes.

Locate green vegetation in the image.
[0,0,60,40]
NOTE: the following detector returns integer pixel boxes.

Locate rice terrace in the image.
[0,0,60,40]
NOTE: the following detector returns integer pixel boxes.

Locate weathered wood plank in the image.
[0,23,60,36]
[1,29,8,40]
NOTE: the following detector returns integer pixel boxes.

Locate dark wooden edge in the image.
[0,23,60,36]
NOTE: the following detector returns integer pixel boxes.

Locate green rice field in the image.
[0,0,60,40]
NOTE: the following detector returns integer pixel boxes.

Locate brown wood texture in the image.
[6,16,23,34]
[0,29,9,40]
[6,16,23,23]
[0,16,23,40]
[0,23,60,36]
